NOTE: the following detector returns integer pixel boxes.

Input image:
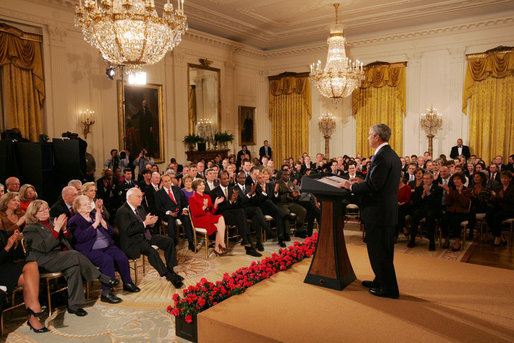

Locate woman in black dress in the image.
[0,229,48,333]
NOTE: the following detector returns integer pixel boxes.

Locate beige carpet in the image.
[199,245,514,343]
[0,224,478,342]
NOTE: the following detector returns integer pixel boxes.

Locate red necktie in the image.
[70,208,74,217]
[168,188,177,205]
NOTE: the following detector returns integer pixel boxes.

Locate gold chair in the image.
[39,271,68,314]
[0,286,24,336]
[501,218,514,244]
[188,208,212,259]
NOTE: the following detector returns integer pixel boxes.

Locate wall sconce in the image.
[318,113,336,158]
[79,109,95,139]
[420,105,443,157]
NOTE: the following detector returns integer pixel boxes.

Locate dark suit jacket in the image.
[204,180,219,194]
[154,186,187,221]
[23,221,73,262]
[259,145,272,159]
[450,145,470,159]
[115,202,152,259]
[351,145,401,227]
[210,185,243,213]
[412,184,443,213]
[115,179,137,203]
[139,181,158,214]
[488,172,501,183]
[50,198,72,219]
[67,213,115,254]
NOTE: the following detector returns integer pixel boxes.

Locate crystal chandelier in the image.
[310,3,365,100]
[75,0,187,69]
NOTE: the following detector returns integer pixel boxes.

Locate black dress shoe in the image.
[294,231,307,239]
[123,283,141,292]
[188,242,195,252]
[256,242,264,252]
[245,246,262,257]
[369,288,399,299]
[101,292,122,304]
[284,235,291,242]
[278,241,286,248]
[361,280,380,288]
[429,241,436,251]
[169,271,184,281]
[166,274,184,288]
[100,277,120,288]
[67,306,88,316]
[407,241,415,248]
[442,243,449,249]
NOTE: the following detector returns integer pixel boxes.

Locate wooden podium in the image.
[301,176,356,290]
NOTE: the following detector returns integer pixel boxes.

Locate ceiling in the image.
[174,0,514,50]
[40,0,514,50]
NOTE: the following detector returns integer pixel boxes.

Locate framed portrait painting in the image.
[117,82,164,163]
[238,106,255,146]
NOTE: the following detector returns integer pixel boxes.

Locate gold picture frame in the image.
[117,81,164,163]
[238,106,255,146]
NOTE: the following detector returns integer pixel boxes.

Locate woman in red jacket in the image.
[189,179,226,255]
[397,174,412,239]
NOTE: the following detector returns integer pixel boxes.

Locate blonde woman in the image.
[19,184,38,212]
[0,192,26,232]
[23,200,119,317]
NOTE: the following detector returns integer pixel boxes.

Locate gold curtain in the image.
[269,73,311,164]
[0,24,45,142]
[188,85,196,134]
[352,63,406,157]
[462,49,513,163]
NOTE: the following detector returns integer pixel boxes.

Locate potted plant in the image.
[214,131,234,148]
[183,134,201,151]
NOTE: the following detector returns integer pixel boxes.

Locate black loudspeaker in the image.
[53,139,82,182]
[15,142,58,203]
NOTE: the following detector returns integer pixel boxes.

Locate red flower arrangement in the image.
[167,233,318,323]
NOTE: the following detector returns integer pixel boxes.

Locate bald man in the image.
[50,186,79,219]
[5,177,20,192]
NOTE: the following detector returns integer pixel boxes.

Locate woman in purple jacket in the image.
[67,195,140,304]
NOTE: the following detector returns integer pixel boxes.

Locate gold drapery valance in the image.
[462,47,513,114]
[0,23,45,141]
[352,62,406,157]
[269,72,311,163]
[462,46,513,164]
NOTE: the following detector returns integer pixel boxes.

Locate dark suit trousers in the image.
[86,245,132,290]
[365,224,399,293]
[244,206,265,243]
[166,214,194,243]
[298,200,321,236]
[410,208,438,243]
[221,209,252,244]
[144,234,177,276]
[260,199,287,239]
[37,250,101,307]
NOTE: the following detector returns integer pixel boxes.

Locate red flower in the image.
[185,315,193,323]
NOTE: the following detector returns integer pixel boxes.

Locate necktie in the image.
[168,188,177,205]
[69,207,74,217]
[134,209,151,240]
[241,185,245,194]
[223,187,228,198]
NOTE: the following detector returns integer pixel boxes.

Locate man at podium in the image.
[339,124,401,299]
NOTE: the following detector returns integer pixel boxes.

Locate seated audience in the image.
[277,170,307,238]
[181,174,194,202]
[68,195,139,304]
[82,182,109,220]
[442,173,471,251]
[408,173,443,250]
[50,186,79,219]
[408,168,424,190]
[68,179,83,194]
[0,192,26,232]
[155,174,194,251]
[404,163,417,183]
[486,171,514,246]
[116,188,183,288]
[0,229,48,332]
[23,200,119,317]
[115,168,137,207]
[468,172,492,240]
[18,184,38,212]
[397,174,412,238]
[5,177,20,193]
[189,179,227,256]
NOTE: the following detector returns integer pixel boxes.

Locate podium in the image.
[301,176,356,290]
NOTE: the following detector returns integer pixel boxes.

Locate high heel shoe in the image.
[213,249,226,256]
[27,307,46,318]
[27,319,49,333]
